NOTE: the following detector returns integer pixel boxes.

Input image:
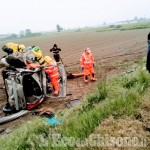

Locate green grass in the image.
[0,117,51,150]
[96,21,150,32]
[0,60,150,150]
[120,21,150,30]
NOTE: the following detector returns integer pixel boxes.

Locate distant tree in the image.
[19,30,25,37]
[115,25,122,29]
[25,29,32,36]
[109,24,115,28]
[56,24,63,32]
[9,34,17,38]
[134,16,138,21]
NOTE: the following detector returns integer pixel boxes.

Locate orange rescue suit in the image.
[80,51,95,81]
[44,60,59,95]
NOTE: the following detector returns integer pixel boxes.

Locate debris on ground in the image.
[33,107,55,116]
[66,99,81,108]
[67,72,84,79]
[45,117,62,126]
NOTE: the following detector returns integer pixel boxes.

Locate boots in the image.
[84,75,88,83]
[91,73,97,81]
[91,77,97,81]
[54,90,59,96]
[84,80,88,83]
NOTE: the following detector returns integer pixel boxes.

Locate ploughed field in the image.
[0,28,148,65]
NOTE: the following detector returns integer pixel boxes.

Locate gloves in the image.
[82,67,84,71]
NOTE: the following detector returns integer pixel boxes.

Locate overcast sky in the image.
[0,0,150,34]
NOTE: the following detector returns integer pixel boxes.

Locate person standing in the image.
[50,44,61,63]
[80,48,96,83]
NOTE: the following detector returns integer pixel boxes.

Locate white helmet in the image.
[86,47,91,53]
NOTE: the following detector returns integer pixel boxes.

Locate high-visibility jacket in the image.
[80,52,94,69]
[31,49,45,65]
[6,42,19,53]
[44,60,59,93]
[44,60,59,79]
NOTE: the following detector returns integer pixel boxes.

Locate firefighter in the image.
[2,42,25,55]
[50,44,61,63]
[30,46,45,65]
[44,56,60,95]
[80,48,96,83]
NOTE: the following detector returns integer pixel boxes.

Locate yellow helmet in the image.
[18,44,25,52]
[44,56,52,63]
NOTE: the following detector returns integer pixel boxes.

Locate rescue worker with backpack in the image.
[44,56,60,96]
[50,44,61,64]
[2,42,25,55]
[80,48,96,83]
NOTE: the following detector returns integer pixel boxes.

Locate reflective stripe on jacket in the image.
[50,48,61,54]
[31,50,45,65]
[44,60,59,78]
[80,52,94,69]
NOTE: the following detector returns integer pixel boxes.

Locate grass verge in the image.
[0,60,150,150]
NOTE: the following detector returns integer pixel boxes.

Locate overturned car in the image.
[0,54,67,114]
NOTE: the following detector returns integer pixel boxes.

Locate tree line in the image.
[0,24,64,41]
